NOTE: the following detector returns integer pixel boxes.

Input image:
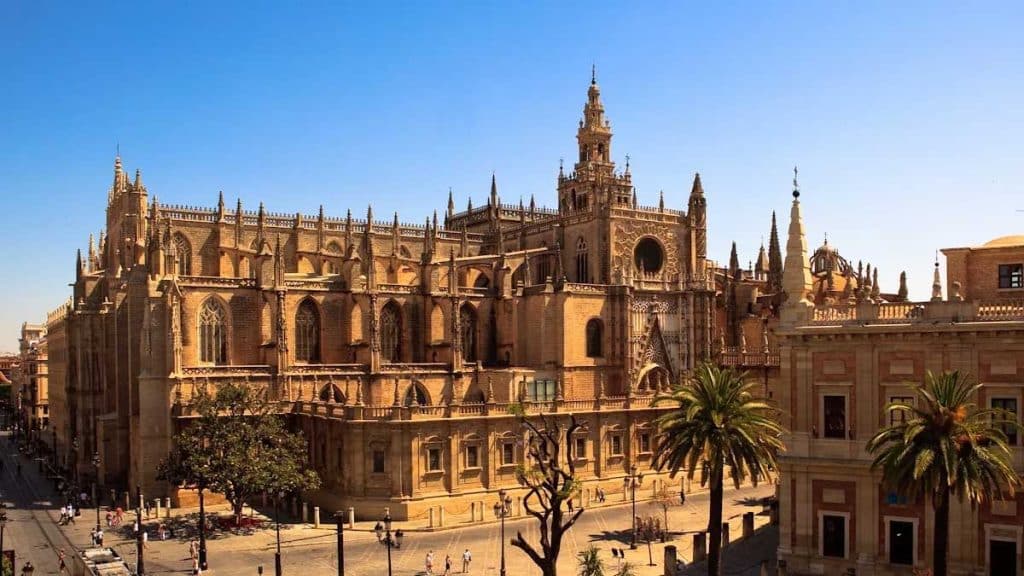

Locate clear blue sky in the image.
[2,1,1022,352]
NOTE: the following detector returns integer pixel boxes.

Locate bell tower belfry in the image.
[558,68,633,213]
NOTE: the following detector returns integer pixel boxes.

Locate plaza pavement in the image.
[1,434,777,575]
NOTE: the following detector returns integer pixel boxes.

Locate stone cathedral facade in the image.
[48,77,734,519]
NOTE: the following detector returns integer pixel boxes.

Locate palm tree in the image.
[867,370,1021,576]
[653,363,785,576]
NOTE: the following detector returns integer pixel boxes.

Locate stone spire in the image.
[931,255,943,302]
[688,173,707,262]
[755,242,769,277]
[897,271,908,302]
[768,211,783,293]
[490,173,498,207]
[447,188,455,219]
[781,167,814,323]
[728,242,740,277]
[871,267,881,301]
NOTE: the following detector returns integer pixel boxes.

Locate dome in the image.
[810,238,851,276]
[982,235,1024,248]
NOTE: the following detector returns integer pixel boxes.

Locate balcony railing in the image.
[807,299,1024,327]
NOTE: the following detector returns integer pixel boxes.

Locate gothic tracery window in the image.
[295,299,320,363]
[460,303,477,363]
[198,298,227,364]
[174,234,192,276]
[576,237,589,283]
[380,301,402,363]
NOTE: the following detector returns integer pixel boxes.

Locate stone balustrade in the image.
[807,298,1024,326]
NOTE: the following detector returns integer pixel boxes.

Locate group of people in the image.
[57,503,77,525]
[424,549,472,576]
[89,526,105,546]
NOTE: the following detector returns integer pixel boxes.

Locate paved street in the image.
[1,432,776,575]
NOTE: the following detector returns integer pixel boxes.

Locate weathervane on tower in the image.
[793,166,800,198]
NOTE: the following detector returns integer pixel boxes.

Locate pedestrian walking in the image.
[462,548,472,573]
[58,548,68,574]
[192,556,201,575]
[444,554,452,576]
[189,539,198,560]
[425,550,435,575]
[90,527,97,546]
[142,528,149,549]
[96,528,104,546]
[158,523,166,540]
[374,521,383,542]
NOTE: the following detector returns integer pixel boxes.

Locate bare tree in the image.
[509,410,584,576]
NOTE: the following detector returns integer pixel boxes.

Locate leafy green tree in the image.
[867,371,1021,576]
[577,545,605,576]
[509,409,584,576]
[159,382,319,527]
[653,363,784,576]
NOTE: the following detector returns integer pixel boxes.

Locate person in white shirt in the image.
[462,549,472,573]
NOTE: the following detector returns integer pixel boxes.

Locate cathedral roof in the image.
[982,235,1024,248]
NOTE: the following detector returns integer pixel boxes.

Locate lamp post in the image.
[334,510,345,576]
[198,484,208,570]
[91,451,101,532]
[274,492,284,576]
[374,511,401,576]
[624,464,643,550]
[1,503,8,570]
[493,490,512,576]
[71,436,79,487]
[135,484,145,575]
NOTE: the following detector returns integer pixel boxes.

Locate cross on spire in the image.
[591,63,596,85]
[792,166,800,198]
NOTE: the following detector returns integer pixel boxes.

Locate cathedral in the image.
[45,75,781,519]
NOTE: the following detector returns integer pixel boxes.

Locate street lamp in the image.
[493,490,513,576]
[624,464,643,550]
[135,484,145,575]
[91,451,101,532]
[374,511,402,576]
[71,436,79,487]
[334,510,345,576]
[274,491,284,576]
[1,503,8,567]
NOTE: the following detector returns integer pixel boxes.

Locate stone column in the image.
[313,506,321,528]
[743,512,754,537]
[693,533,706,562]
[663,545,677,576]
[722,522,730,547]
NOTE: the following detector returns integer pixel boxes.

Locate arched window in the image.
[295,299,320,363]
[403,382,430,406]
[473,273,490,289]
[174,234,192,276]
[198,299,227,364]
[380,301,402,363]
[460,303,477,363]
[576,237,589,283]
[319,382,345,403]
[586,318,603,358]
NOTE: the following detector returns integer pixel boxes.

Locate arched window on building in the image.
[174,234,192,276]
[576,237,589,283]
[198,298,227,364]
[380,301,402,363]
[403,381,430,407]
[460,303,477,363]
[295,299,320,363]
[586,318,603,358]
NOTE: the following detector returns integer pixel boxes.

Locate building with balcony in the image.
[16,322,48,442]
[775,186,1024,575]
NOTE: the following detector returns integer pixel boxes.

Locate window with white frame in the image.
[610,433,623,456]
[427,447,443,472]
[501,441,516,466]
[466,445,479,469]
[889,396,914,426]
[823,395,847,439]
[821,514,847,558]
[638,432,652,454]
[886,518,915,565]
[991,397,1018,446]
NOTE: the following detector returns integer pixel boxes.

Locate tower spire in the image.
[931,252,943,301]
[781,168,814,323]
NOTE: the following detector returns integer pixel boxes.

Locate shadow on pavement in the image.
[678,525,777,576]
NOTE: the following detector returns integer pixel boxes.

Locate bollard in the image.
[759,560,769,576]
[663,545,678,576]
[155,499,162,519]
[347,507,354,528]
[470,502,476,523]
[693,532,706,562]
[165,497,171,518]
[722,522,730,547]
[124,491,131,510]
[428,508,435,528]
[313,506,321,528]
[439,506,445,527]
[743,512,754,538]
